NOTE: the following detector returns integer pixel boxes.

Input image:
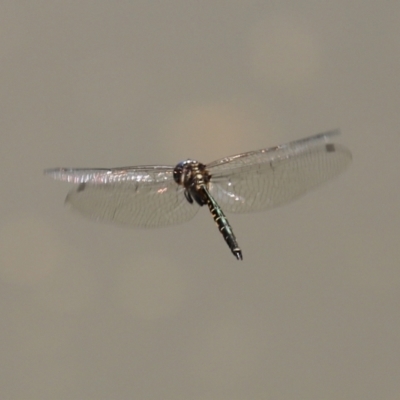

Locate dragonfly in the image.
[44,129,351,260]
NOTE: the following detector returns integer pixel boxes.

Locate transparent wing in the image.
[207,130,352,213]
[44,166,199,227]
[44,165,175,185]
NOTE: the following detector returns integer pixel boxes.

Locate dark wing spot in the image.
[325,143,336,153]
[77,183,86,192]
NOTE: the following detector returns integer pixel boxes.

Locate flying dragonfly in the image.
[44,130,352,260]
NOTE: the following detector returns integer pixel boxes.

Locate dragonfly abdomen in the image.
[201,186,242,260]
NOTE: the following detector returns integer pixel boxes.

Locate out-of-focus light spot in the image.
[164,102,260,161]
[109,254,190,320]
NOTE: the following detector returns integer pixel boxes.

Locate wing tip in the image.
[45,168,79,183]
[316,128,341,141]
[291,128,343,150]
[43,168,60,179]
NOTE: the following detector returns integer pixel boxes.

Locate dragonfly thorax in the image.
[173,160,211,206]
[173,160,209,187]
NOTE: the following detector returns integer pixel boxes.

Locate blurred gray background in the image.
[1,1,399,399]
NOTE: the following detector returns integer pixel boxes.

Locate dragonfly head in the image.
[174,159,210,193]
[173,160,196,186]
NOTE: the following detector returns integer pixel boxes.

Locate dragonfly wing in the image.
[44,165,175,185]
[207,130,352,213]
[45,166,199,227]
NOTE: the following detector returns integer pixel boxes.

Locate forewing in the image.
[207,130,352,213]
[45,166,199,227]
[44,165,175,185]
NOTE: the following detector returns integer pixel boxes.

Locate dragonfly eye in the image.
[173,167,182,184]
[173,161,187,185]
